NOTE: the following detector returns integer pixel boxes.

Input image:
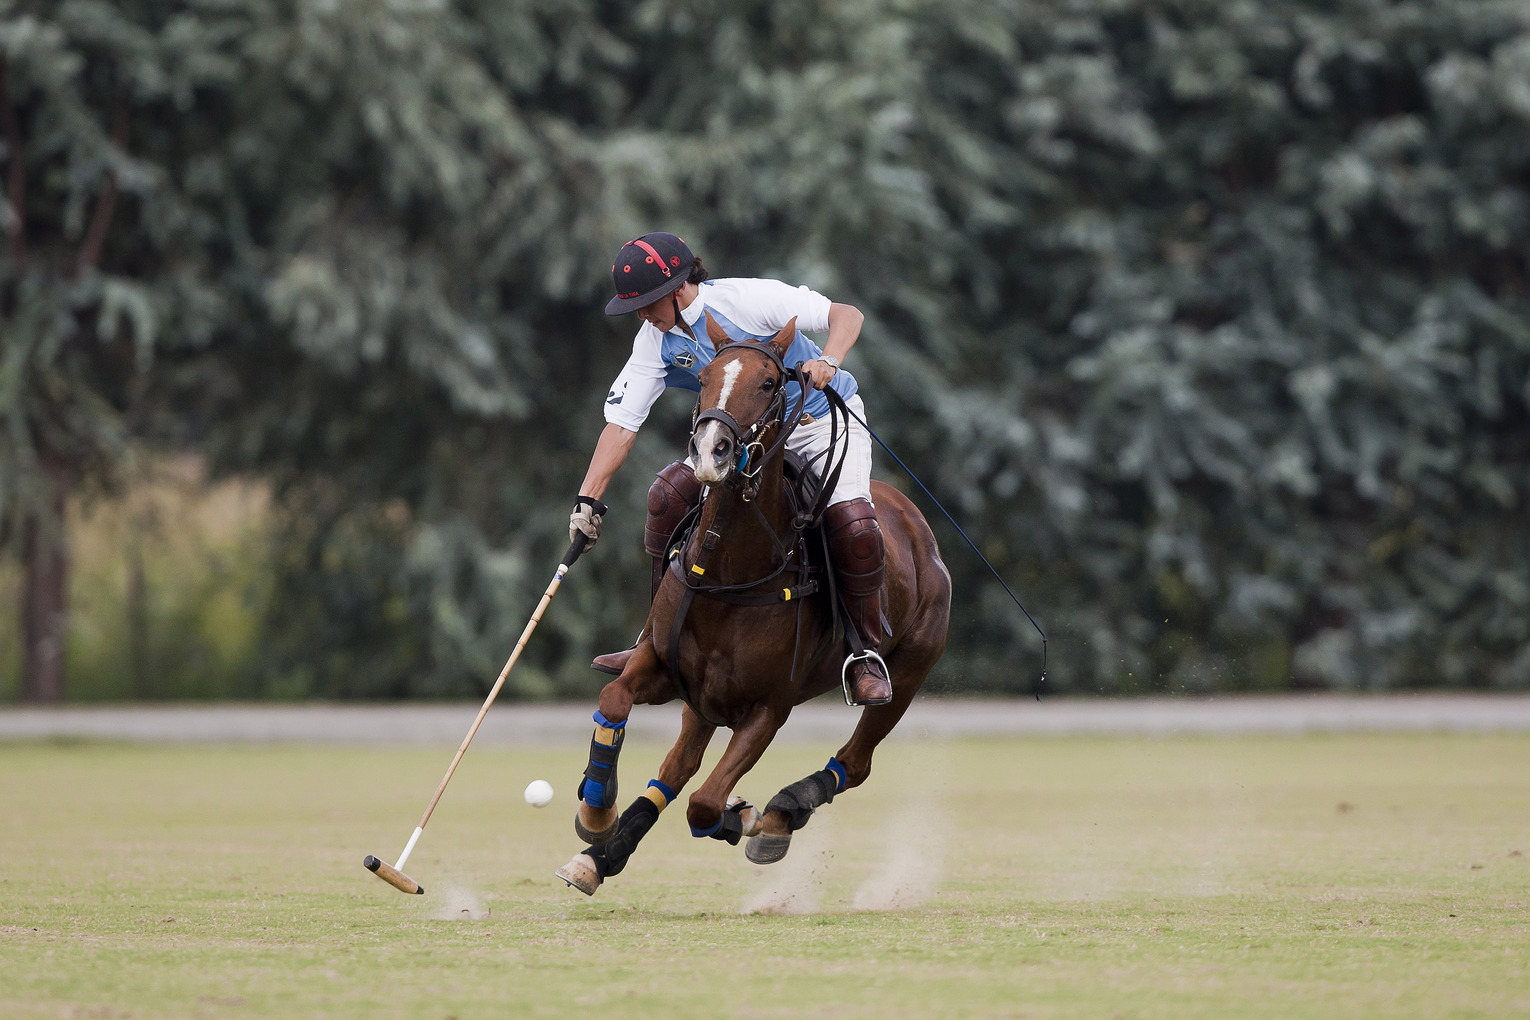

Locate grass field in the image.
[4,730,1529,1018]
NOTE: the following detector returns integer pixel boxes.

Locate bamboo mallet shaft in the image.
[365,528,598,894]
[415,557,574,833]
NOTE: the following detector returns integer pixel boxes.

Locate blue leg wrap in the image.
[578,711,628,809]
[689,818,723,838]
[825,757,848,793]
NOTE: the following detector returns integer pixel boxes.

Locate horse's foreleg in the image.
[656,704,718,794]
[575,638,665,844]
[557,706,715,897]
[685,704,783,843]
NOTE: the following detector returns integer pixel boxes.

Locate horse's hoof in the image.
[745,832,792,865]
[727,796,764,838]
[555,853,602,896]
[574,804,617,844]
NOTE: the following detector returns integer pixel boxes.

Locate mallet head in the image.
[364,855,424,895]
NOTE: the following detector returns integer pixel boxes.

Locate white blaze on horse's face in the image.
[716,359,743,413]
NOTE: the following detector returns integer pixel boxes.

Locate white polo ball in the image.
[523,779,554,808]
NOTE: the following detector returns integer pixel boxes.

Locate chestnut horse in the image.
[556,313,951,895]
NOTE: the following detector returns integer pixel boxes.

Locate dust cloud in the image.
[851,802,947,911]
[741,820,835,915]
[740,764,950,914]
[427,884,491,920]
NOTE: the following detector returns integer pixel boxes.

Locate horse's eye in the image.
[762,380,774,392]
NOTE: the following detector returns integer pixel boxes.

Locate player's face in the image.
[636,294,676,332]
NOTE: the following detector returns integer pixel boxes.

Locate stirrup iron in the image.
[840,649,890,706]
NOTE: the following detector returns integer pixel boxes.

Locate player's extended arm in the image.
[579,423,639,501]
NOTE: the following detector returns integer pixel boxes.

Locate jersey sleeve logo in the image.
[606,382,626,405]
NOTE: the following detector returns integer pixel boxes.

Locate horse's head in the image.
[689,312,795,485]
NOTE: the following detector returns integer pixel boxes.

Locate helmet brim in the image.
[604,272,687,316]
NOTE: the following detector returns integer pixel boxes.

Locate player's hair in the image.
[687,257,710,285]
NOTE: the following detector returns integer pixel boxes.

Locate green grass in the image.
[3,732,1529,1018]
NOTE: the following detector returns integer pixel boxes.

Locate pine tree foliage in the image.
[2,0,1526,698]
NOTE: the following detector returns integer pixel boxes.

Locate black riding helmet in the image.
[605,232,696,315]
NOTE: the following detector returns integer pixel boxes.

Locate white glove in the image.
[569,497,605,548]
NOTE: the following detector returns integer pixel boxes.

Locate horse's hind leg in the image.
[829,644,934,791]
[557,705,716,896]
[747,643,937,865]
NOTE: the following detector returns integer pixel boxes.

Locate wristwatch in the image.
[819,355,840,372]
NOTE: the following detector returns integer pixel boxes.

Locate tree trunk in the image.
[127,523,150,699]
[20,476,69,703]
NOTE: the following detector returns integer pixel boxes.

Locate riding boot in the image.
[825,498,892,706]
[591,461,703,676]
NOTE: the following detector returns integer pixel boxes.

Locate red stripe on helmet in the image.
[628,238,672,278]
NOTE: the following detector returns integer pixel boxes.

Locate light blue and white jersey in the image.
[603,278,860,432]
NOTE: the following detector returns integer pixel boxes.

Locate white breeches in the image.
[784,394,873,506]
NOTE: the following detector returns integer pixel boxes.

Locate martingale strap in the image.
[666,581,708,723]
[664,525,818,727]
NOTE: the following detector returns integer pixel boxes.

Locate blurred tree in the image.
[573,0,1529,694]
[0,0,232,699]
[3,0,1526,700]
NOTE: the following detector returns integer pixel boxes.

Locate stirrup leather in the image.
[840,649,890,706]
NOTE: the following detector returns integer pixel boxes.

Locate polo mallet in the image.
[363,514,604,895]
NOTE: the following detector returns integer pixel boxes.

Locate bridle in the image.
[690,340,807,504]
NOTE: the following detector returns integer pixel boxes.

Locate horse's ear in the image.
[704,311,733,348]
[768,317,797,359]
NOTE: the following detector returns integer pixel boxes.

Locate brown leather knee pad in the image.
[824,498,885,598]
[644,460,704,558]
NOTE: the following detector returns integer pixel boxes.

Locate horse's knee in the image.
[685,793,724,834]
[597,678,634,723]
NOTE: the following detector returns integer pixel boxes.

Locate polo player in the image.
[570,232,892,706]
